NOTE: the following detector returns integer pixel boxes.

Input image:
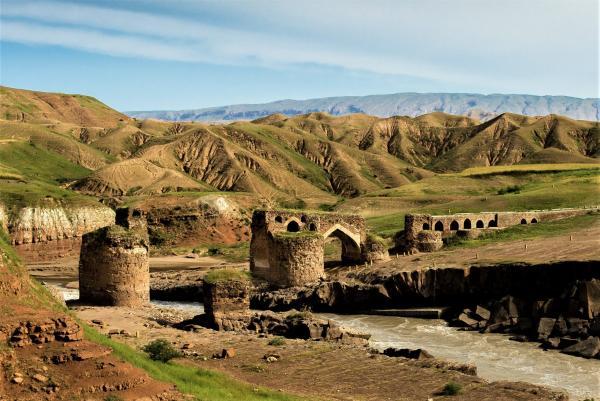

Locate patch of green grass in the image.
[273,231,322,239]
[278,198,307,210]
[83,325,305,401]
[440,381,462,396]
[0,140,97,209]
[445,213,599,249]
[268,337,286,346]
[204,268,250,284]
[0,141,89,183]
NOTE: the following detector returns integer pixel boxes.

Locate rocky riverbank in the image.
[448,279,600,359]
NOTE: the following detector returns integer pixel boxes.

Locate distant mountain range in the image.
[127,93,600,122]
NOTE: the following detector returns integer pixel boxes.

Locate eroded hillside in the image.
[1,86,598,211]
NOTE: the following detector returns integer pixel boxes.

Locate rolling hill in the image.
[127,92,600,122]
[0,86,598,211]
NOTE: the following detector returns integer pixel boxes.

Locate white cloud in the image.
[0,1,476,82]
[1,0,598,97]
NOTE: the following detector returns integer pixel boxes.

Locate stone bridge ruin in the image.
[402,207,596,253]
[79,207,150,307]
[250,210,386,287]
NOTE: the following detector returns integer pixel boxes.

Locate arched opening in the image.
[488,220,497,228]
[464,219,472,229]
[434,221,444,231]
[275,216,283,223]
[520,218,527,225]
[450,220,459,231]
[309,223,317,231]
[476,220,484,228]
[531,218,538,224]
[132,210,142,217]
[287,221,300,232]
[301,215,307,223]
[422,223,430,230]
[323,227,361,268]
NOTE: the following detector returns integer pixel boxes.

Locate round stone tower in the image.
[79,223,149,307]
[268,232,324,287]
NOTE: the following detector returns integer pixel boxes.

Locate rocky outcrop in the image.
[4,205,115,245]
[177,310,370,345]
[7,316,83,347]
[137,195,251,247]
[252,281,391,312]
[447,279,600,359]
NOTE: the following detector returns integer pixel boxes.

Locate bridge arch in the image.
[287,220,300,232]
[322,224,362,264]
[531,218,538,224]
[422,223,430,230]
[434,221,444,231]
[464,219,472,229]
[450,220,459,231]
[520,218,527,224]
[476,220,484,228]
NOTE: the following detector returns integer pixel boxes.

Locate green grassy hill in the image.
[1,86,598,212]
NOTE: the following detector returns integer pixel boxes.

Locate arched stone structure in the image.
[400,207,595,253]
[250,210,371,285]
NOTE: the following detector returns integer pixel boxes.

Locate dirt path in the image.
[73,304,568,401]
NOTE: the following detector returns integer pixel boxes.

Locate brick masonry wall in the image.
[79,225,149,307]
[267,233,324,287]
[203,280,250,316]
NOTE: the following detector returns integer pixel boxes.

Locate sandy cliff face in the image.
[3,205,115,245]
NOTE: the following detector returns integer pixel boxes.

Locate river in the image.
[50,282,599,399]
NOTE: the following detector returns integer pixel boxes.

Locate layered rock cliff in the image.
[0,204,115,245]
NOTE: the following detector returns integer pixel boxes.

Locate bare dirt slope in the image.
[0,235,184,401]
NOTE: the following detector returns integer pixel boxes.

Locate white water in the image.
[50,282,599,399]
[319,313,600,399]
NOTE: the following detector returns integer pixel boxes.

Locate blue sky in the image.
[1,0,598,111]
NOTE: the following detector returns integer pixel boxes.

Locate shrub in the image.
[497,185,522,195]
[279,198,307,210]
[441,381,462,396]
[142,339,181,362]
[207,247,220,256]
[268,337,286,346]
[104,395,124,401]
